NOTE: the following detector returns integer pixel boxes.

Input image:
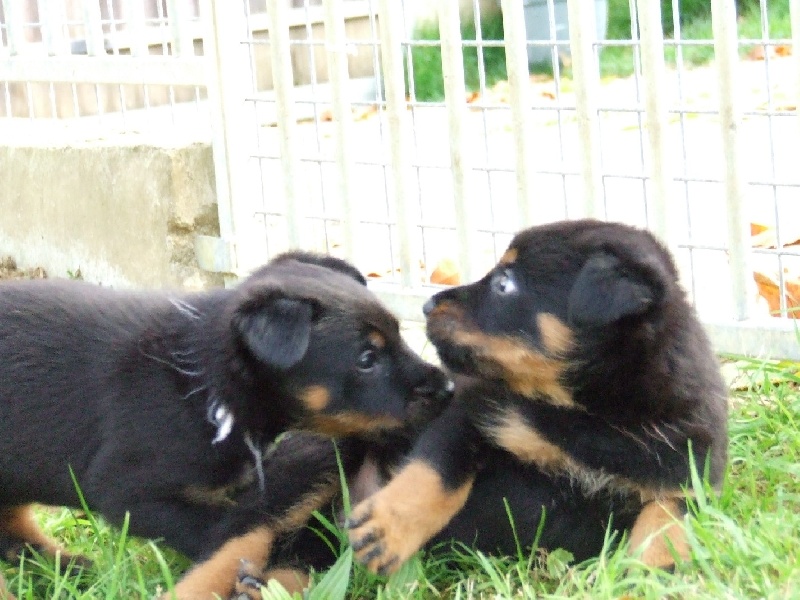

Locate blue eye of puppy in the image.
[357,347,378,371]
[491,269,517,295]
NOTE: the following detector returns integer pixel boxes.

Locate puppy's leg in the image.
[628,498,689,568]
[165,435,359,600]
[347,402,479,575]
[166,525,275,600]
[0,505,91,574]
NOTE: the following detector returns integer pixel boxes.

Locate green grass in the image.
[2,356,799,598]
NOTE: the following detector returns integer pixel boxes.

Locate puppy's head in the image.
[228,253,452,437]
[424,219,681,408]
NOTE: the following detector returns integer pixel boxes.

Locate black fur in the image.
[0,251,452,598]
[346,219,729,573]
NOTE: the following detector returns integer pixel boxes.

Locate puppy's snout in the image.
[413,376,455,402]
[422,297,437,316]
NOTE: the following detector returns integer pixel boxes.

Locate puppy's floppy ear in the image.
[235,295,317,369]
[568,253,657,326]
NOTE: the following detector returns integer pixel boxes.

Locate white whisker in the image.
[169,298,202,320]
[244,432,266,493]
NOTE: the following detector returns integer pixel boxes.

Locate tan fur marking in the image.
[309,412,402,436]
[499,248,518,265]
[628,499,690,568]
[487,411,658,497]
[489,412,569,469]
[165,526,274,600]
[367,330,386,349]
[0,505,66,559]
[349,460,474,574]
[452,329,575,407]
[300,385,331,412]
[537,313,574,356]
[182,485,239,509]
[277,482,340,532]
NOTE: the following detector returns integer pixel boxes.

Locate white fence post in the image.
[266,0,304,249]
[792,0,800,138]
[438,0,478,283]
[499,0,536,227]
[377,0,418,289]
[566,0,604,219]
[711,0,754,321]
[198,0,259,279]
[635,0,674,244]
[2,0,26,56]
[322,0,357,262]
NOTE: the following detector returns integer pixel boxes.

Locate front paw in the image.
[229,560,266,600]
[345,497,403,575]
[345,460,472,576]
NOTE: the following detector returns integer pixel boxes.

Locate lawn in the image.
[3,354,798,599]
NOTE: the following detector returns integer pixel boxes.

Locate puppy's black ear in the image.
[567,253,656,326]
[235,296,316,369]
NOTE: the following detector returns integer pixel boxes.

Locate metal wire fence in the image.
[2,0,800,358]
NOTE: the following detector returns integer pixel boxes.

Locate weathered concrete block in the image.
[0,122,223,290]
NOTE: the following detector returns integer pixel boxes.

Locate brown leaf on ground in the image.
[745,44,792,61]
[753,270,800,317]
[430,257,461,286]
[751,225,800,248]
[775,44,792,57]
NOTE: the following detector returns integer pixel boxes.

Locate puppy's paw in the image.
[345,496,404,576]
[230,560,265,600]
[230,560,310,599]
[345,460,472,576]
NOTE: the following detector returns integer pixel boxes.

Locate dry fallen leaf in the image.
[430,257,461,286]
[753,270,800,317]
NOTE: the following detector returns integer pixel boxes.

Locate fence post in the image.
[499,0,536,227]
[322,0,357,262]
[710,0,754,321]
[565,0,604,219]
[438,0,478,283]
[377,0,418,288]
[792,0,800,139]
[198,0,260,280]
[635,0,674,245]
[265,0,304,250]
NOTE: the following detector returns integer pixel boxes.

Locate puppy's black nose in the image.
[422,297,437,316]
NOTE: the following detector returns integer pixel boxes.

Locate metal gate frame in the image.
[201,0,800,360]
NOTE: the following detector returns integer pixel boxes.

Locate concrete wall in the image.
[0,121,224,291]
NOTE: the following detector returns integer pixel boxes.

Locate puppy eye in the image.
[357,348,378,371]
[492,269,517,295]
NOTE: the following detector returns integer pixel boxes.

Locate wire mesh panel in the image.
[230,0,800,358]
[0,0,206,127]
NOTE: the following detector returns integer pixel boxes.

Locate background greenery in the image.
[407,0,792,98]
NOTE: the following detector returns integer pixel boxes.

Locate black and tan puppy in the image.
[347,219,729,573]
[0,252,452,599]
